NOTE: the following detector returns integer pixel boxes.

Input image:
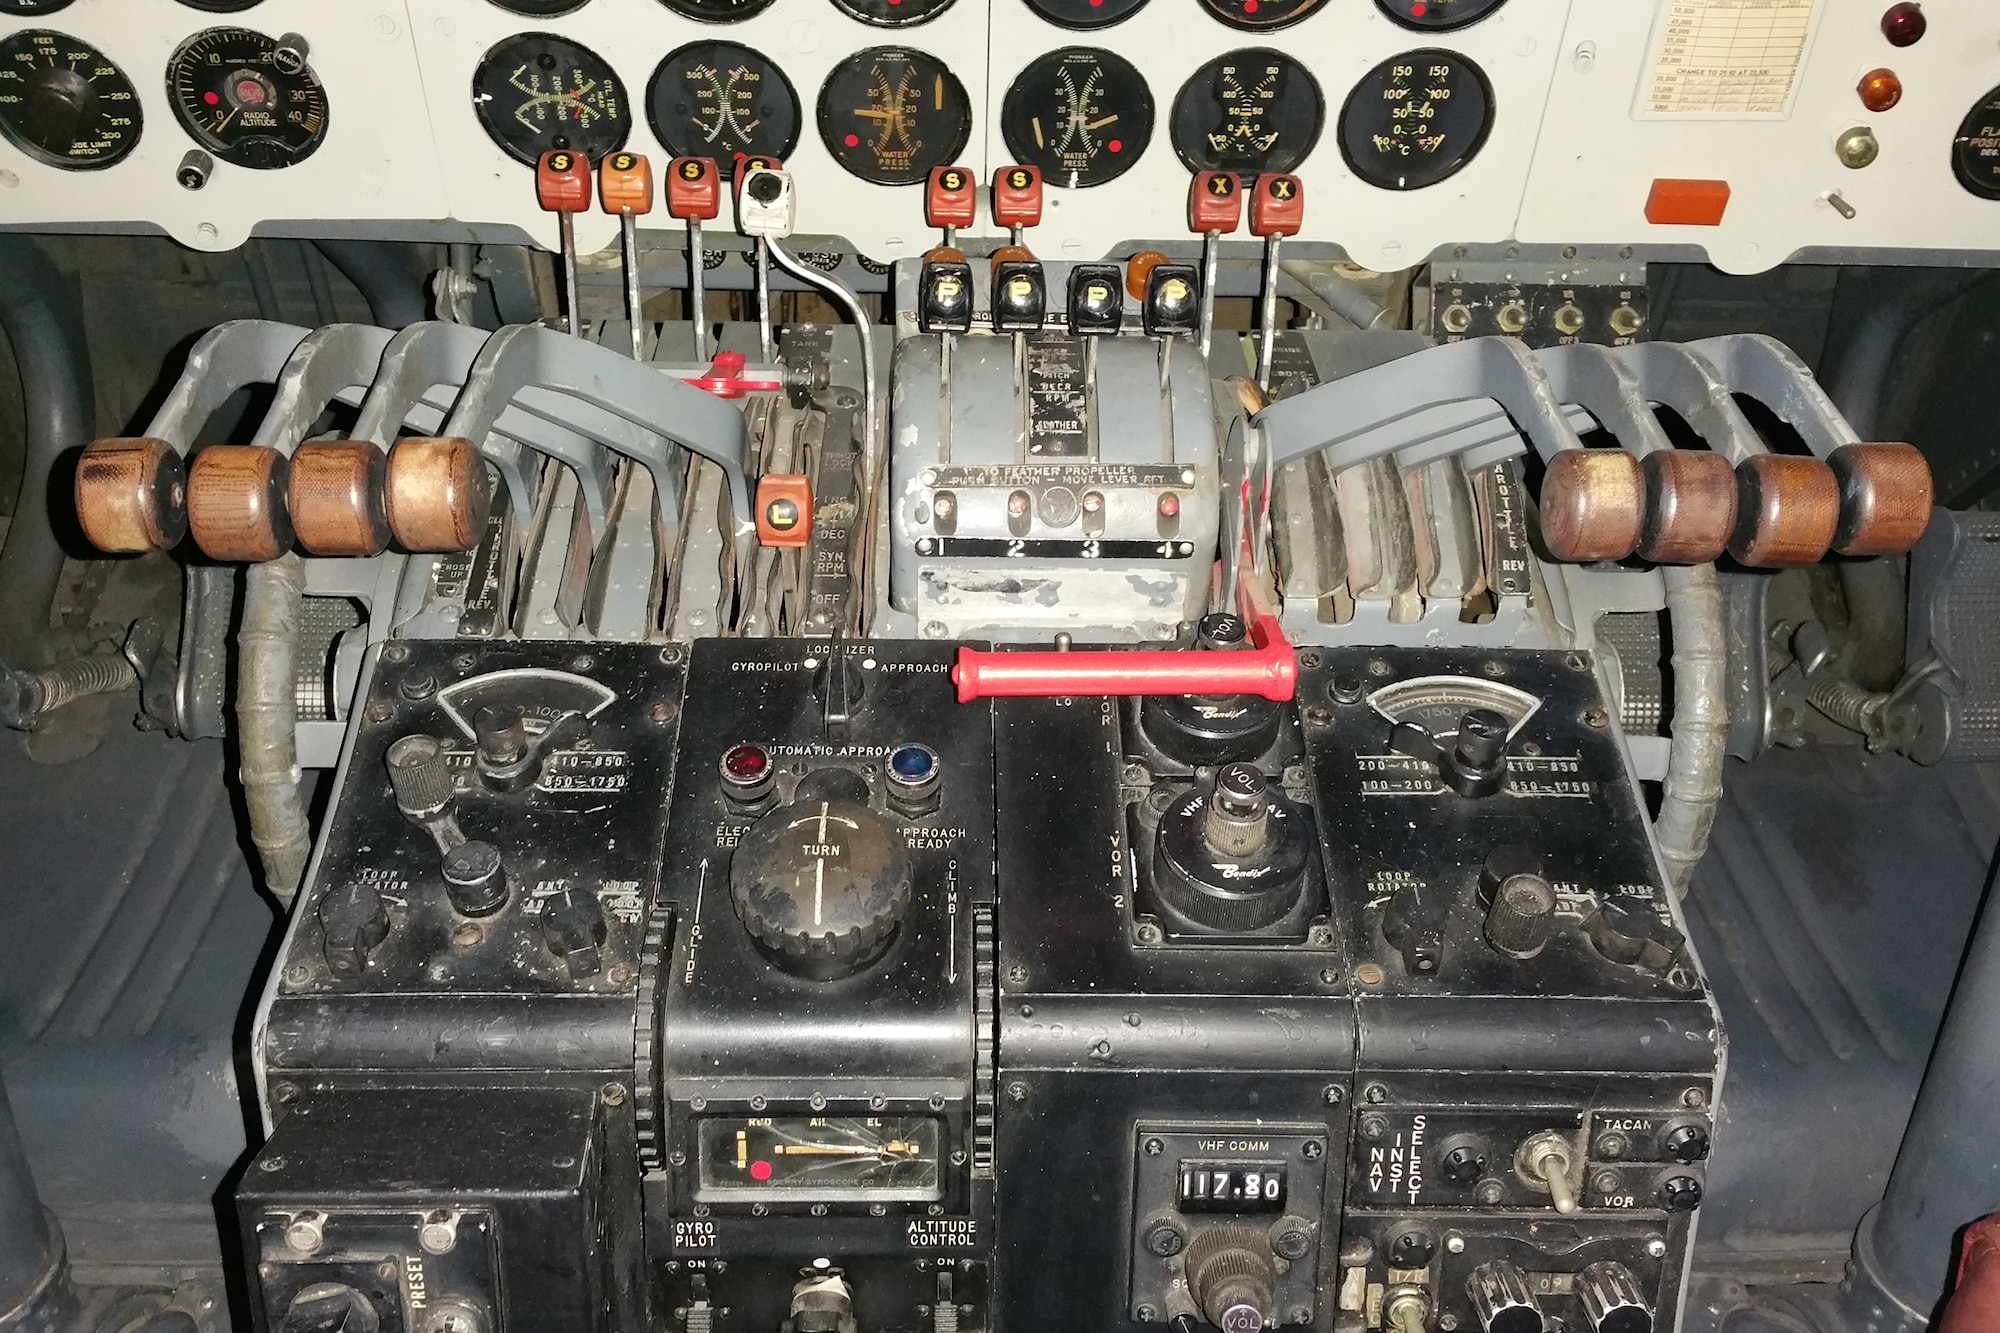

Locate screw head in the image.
[283,1212,324,1255]
[419,1214,457,1254]
[1445,1233,1465,1254]
[601,1083,627,1107]
[1322,1084,1344,1106]
[1008,1081,1028,1103]
[1135,1305,1159,1323]
[1361,1115,1389,1141]
[1836,125,1881,169]
[1354,964,1384,986]
[1594,1131,1630,1160]
[1475,1179,1505,1205]
[1593,1169,1623,1195]
[1647,1238,1669,1258]
[283,964,311,987]
[1363,1082,1389,1105]
[1302,1139,1324,1160]
[1144,1137,1165,1156]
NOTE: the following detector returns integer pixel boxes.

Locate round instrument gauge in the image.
[1001,48,1151,188]
[472,32,630,168]
[1338,48,1493,191]
[167,27,328,170]
[485,0,592,14]
[0,1,76,15]
[648,42,800,175]
[175,0,265,11]
[0,30,142,170]
[1169,48,1322,177]
[816,48,970,187]
[1197,0,1324,35]
[1022,0,1149,32]
[1375,0,1507,30]
[1951,85,2000,201]
[655,0,778,24]
[829,0,956,30]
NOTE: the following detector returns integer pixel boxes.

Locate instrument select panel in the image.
[2,0,1997,271]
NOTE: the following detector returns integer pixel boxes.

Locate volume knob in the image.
[1182,1225,1276,1333]
[1576,1261,1653,1333]
[1466,1260,1543,1333]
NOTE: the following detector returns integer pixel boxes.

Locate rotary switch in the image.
[1182,1224,1277,1333]
[1576,1261,1654,1333]
[1467,1260,1544,1333]
[1151,763,1312,935]
[730,795,912,980]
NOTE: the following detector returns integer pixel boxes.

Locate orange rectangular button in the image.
[992,165,1043,229]
[1645,178,1731,226]
[536,149,591,214]
[599,151,654,215]
[666,156,721,222]
[1248,173,1303,238]
[927,165,978,229]
[1189,171,1242,235]
[756,473,813,548]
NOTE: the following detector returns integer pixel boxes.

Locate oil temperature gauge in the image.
[696,1116,943,1202]
[0,30,142,170]
[647,41,801,176]
[1169,48,1322,177]
[1338,48,1494,191]
[472,32,630,168]
[166,27,328,170]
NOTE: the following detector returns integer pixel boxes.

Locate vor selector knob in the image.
[1182,1224,1277,1333]
[1151,767,1312,935]
[1576,1261,1653,1333]
[1467,1260,1544,1333]
[730,795,912,980]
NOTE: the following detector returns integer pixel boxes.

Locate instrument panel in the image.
[0,0,1998,273]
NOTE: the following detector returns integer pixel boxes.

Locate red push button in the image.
[536,149,591,213]
[1190,171,1243,234]
[927,165,978,229]
[1248,173,1303,238]
[666,156,721,221]
[992,164,1044,229]
[1645,178,1731,226]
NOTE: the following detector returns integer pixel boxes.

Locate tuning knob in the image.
[1137,614,1282,766]
[1151,769,1312,935]
[541,886,608,979]
[318,881,390,979]
[1575,1261,1653,1333]
[730,796,912,980]
[385,734,456,822]
[1183,1225,1277,1333]
[1467,1260,1544,1333]
[1485,872,1557,959]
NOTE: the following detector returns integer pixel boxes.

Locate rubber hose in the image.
[1657,564,1728,894]
[0,235,94,669]
[314,239,430,329]
[237,553,311,902]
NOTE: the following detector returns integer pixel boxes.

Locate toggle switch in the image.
[1515,1130,1580,1215]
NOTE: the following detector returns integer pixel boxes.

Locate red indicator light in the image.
[723,743,770,783]
[750,1160,773,1181]
[1881,2,1926,47]
[845,133,860,148]
[1412,1,1427,13]
[1108,139,1123,153]
[1158,493,1181,518]
[203,91,219,106]
[1858,67,1903,113]
[1243,0,1258,12]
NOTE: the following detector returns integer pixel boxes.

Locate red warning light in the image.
[750,1160,773,1181]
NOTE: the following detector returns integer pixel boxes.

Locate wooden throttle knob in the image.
[187,445,293,562]
[1728,454,1839,567]
[1637,449,1737,565]
[75,437,187,553]
[289,440,390,557]
[1538,449,1643,562]
[385,438,492,553]
[1830,442,1934,556]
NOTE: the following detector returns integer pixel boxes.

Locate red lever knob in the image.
[666,156,721,222]
[1189,171,1242,234]
[927,165,978,229]
[536,149,591,214]
[992,164,1044,229]
[1249,173,1303,238]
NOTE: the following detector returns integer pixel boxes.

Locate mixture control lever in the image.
[665,156,721,361]
[1188,170,1242,359]
[535,149,591,338]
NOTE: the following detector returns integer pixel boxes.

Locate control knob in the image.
[1151,763,1311,935]
[1466,1260,1544,1333]
[1576,1261,1653,1333]
[730,792,912,980]
[21,64,95,156]
[1137,614,1282,766]
[318,881,390,980]
[1182,1224,1277,1333]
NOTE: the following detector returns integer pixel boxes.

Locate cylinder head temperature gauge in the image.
[0,30,142,170]
[166,27,328,170]
[472,32,631,168]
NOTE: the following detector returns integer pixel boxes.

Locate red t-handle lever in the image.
[950,612,1296,703]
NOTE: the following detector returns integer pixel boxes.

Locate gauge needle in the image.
[774,1142,922,1157]
[213,107,237,135]
[1086,115,1119,130]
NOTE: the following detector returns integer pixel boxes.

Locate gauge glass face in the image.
[472,32,630,167]
[648,42,800,176]
[0,1,76,16]
[1197,0,1324,35]
[654,0,778,24]
[697,1117,943,1202]
[1169,48,1321,177]
[167,27,329,170]
[485,0,591,14]
[1375,0,1507,31]
[830,0,955,28]
[816,48,970,186]
[1020,0,1148,30]
[175,0,264,11]
[0,30,141,170]
[1000,47,1151,189]
[1338,48,1493,191]
[1952,85,2000,201]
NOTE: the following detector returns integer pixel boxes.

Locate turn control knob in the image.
[1151,768,1312,935]
[1576,1261,1653,1333]
[1183,1225,1277,1333]
[730,796,912,980]
[1467,1260,1544,1333]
